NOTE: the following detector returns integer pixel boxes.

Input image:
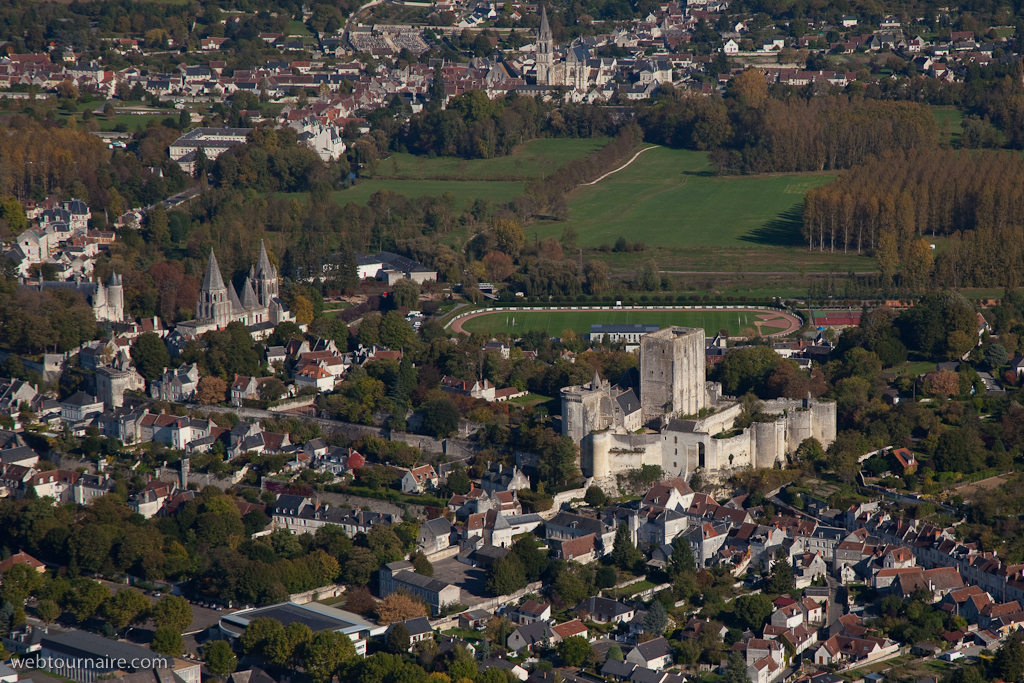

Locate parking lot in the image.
[96,579,235,634]
[431,557,490,607]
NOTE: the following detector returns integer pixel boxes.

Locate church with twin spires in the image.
[189,240,293,334]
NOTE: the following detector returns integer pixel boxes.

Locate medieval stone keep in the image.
[561,326,836,484]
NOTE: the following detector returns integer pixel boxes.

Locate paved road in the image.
[825,575,844,627]
[141,184,202,214]
[345,0,384,33]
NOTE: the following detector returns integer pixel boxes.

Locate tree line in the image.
[637,82,939,175]
[803,148,1024,290]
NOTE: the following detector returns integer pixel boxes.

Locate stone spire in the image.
[591,368,601,388]
[240,277,259,309]
[252,239,279,307]
[536,5,554,86]
[201,250,227,292]
[227,281,243,312]
[255,239,276,280]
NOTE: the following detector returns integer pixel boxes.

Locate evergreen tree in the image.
[668,536,696,579]
[723,652,752,683]
[768,550,795,594]
[609,524,642,572]
[643,600,668,635]
[994,636,1024,682]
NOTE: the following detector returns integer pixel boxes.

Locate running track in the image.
[448,306,803,337]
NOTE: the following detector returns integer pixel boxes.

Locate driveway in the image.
[825,576,844,627]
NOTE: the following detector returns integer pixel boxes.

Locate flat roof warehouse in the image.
[33,630,200,683]
[220,601,383,656]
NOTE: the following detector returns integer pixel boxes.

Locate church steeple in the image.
[253,239,279,306]
[255,239,276,280]
[196,249,231,328]
[536,5,554,85]
[201,249,227,292]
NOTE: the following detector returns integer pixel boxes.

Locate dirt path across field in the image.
[580,146,660,186]
[448,306,803,337]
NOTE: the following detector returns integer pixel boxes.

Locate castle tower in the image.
[107,272,124,322]
[253,239,279,307]
[639,326,706,423]
[196,249,232,328]
[536,5,554,85]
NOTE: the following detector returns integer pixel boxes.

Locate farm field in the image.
[531,146,836,250]
[456,308,795,338]
[310,140,876,274]
[371,138,609,180]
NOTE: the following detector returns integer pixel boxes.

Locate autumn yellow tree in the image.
[291,295,314,325]
[876,228,899,288]
[493,219,525,259]
[375,592,427,625]
[196,376,228,404]
[144,28,168,45]
[925,370,959,397]
[729,69,768,109]
[901,239,933,293]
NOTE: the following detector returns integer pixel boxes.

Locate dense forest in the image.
[802,148,1024,290]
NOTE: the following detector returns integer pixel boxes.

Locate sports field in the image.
[372,138,610,180]
[531,147,836,249]
[456,308,797,338]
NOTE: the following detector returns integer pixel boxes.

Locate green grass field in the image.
[527,147,835,249]
[372,138,610,180]
[458,309,792,337]
[931,106,964,145]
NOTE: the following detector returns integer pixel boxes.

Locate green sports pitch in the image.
[456,309,792,337]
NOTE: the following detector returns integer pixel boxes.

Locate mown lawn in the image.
[529,146,836,250]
